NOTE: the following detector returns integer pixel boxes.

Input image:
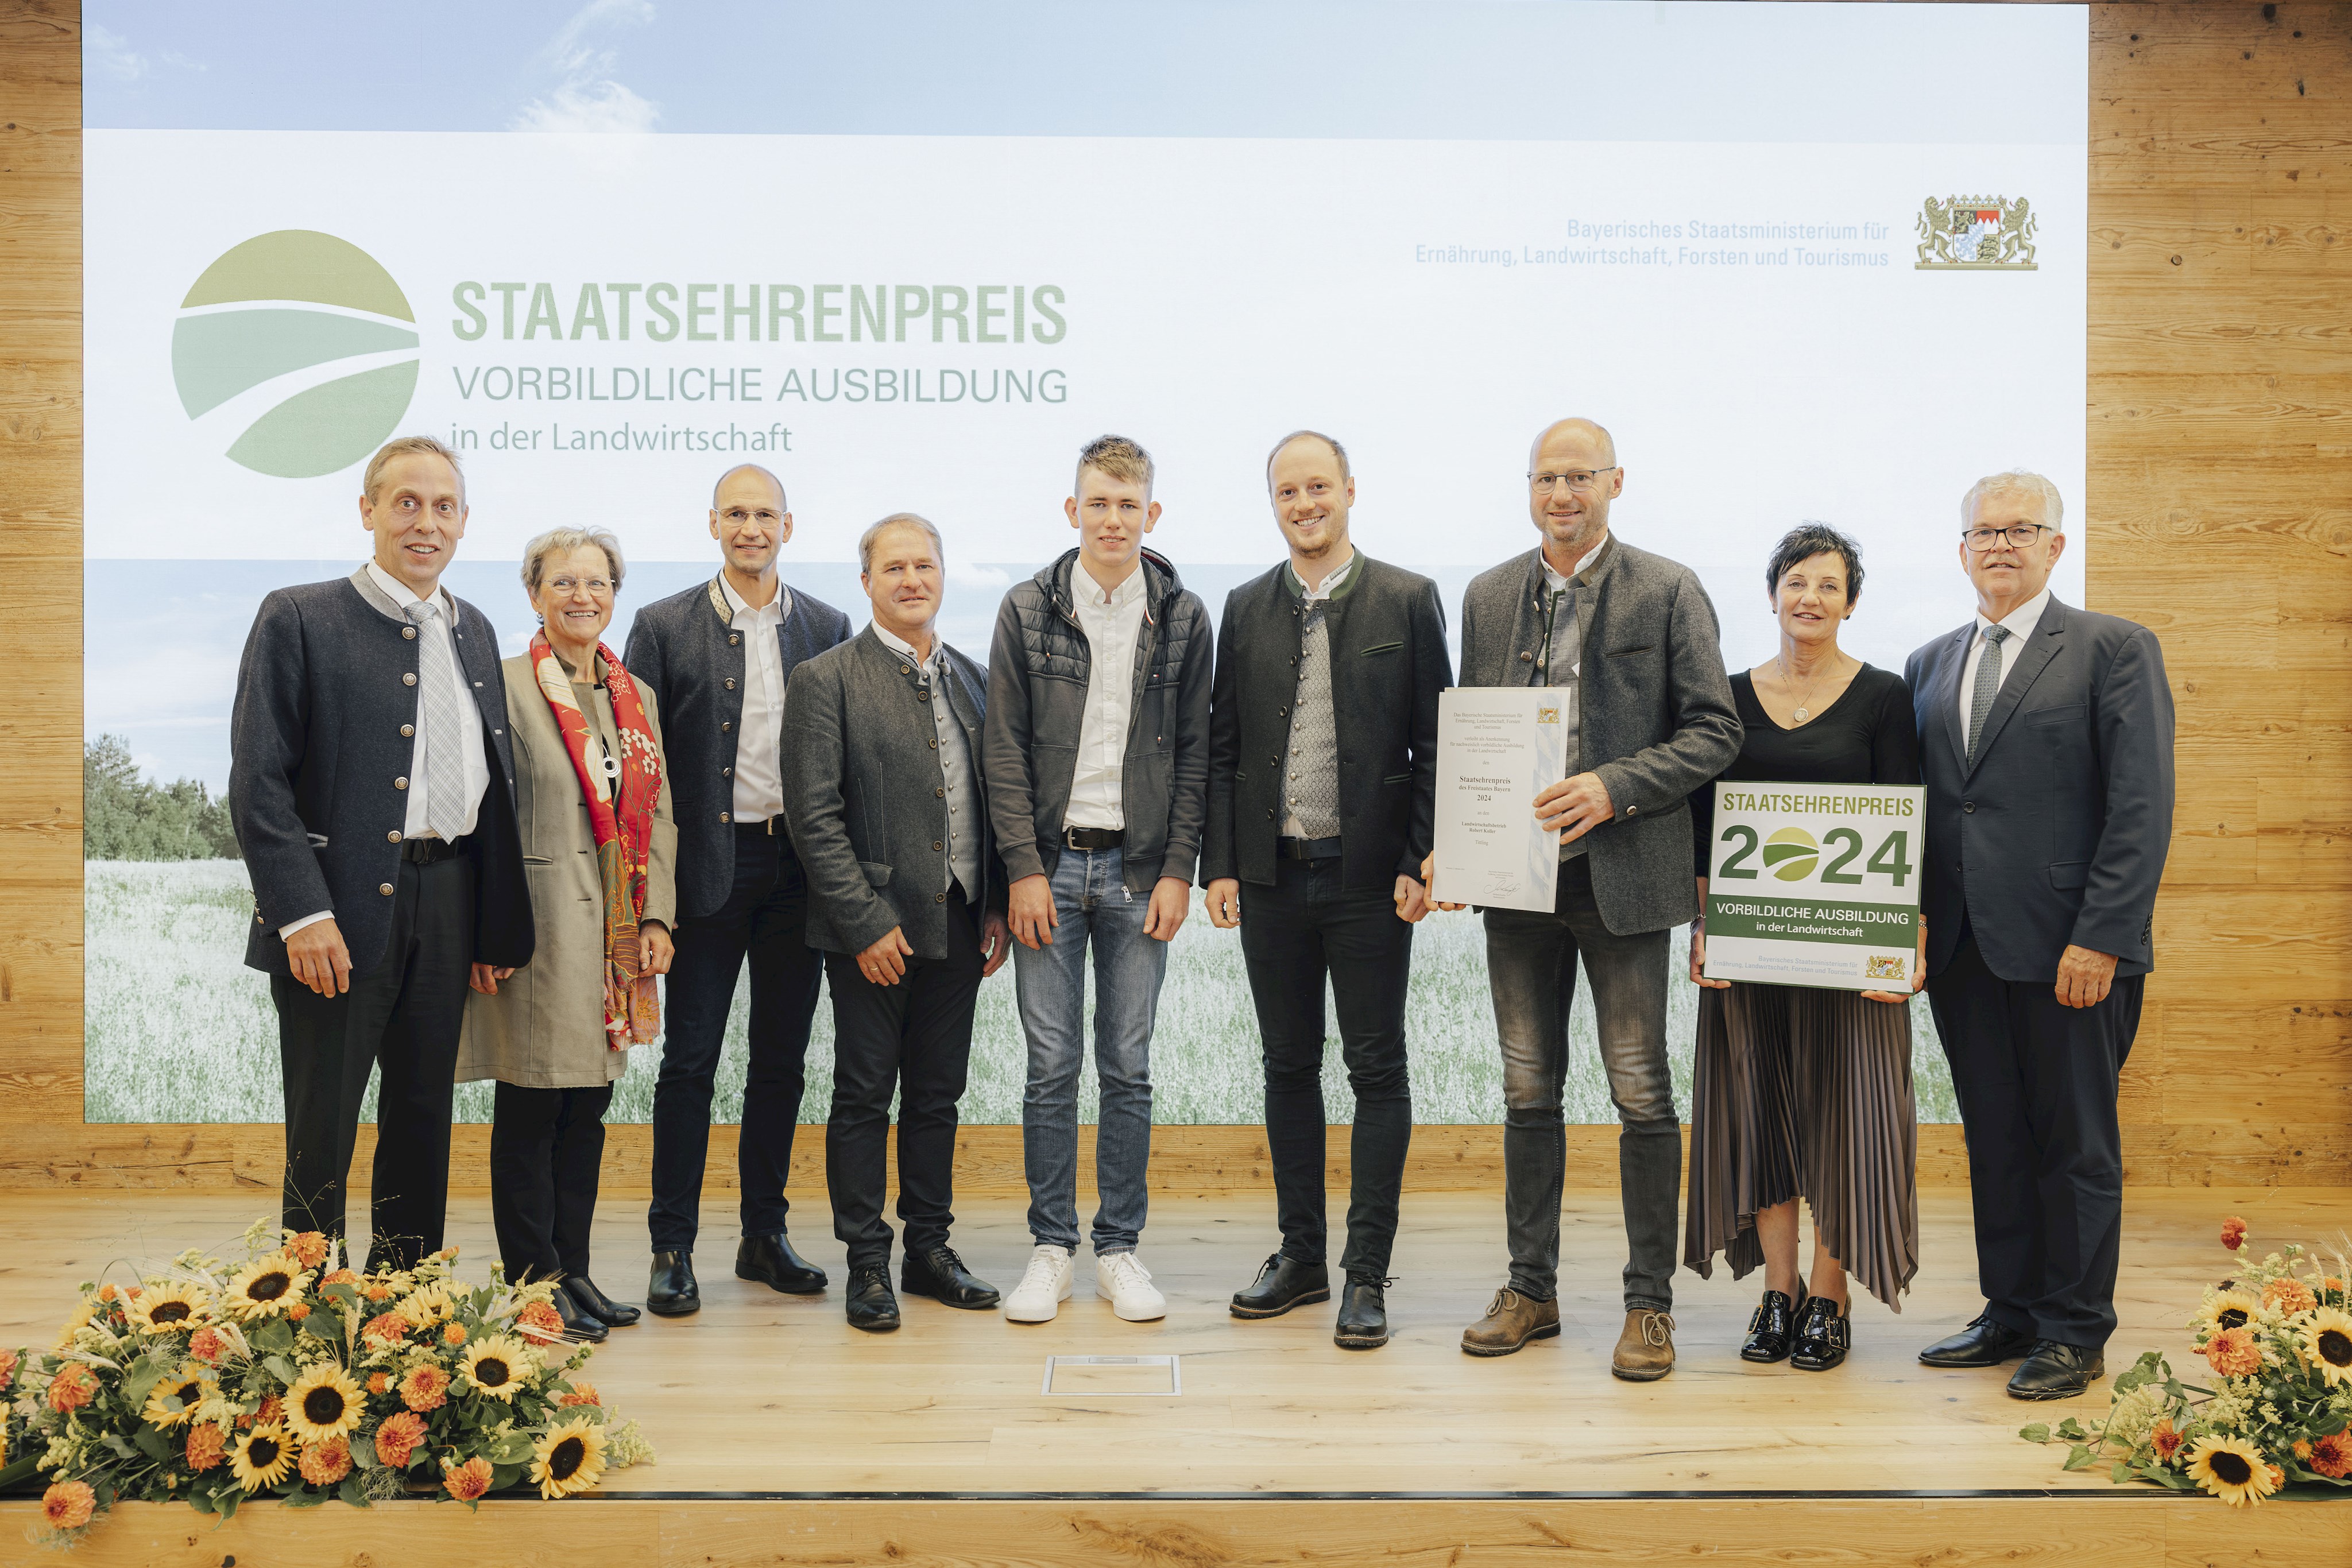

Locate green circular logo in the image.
[1762,826,1819,882]
[172,231,420,478]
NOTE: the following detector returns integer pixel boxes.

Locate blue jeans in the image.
[1013,846,1167,1254]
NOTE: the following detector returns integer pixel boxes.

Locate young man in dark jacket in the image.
[983,435,1212,1325]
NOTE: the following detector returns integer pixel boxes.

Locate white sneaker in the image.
[1004,1244,1074,1323]
[1095,1249,1167,1322]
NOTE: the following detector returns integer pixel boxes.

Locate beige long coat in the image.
[458,652,678,1089]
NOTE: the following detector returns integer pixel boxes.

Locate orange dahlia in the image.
[374,1410,426,1468]
[188,1326,226,1363]
[2151,1419,2184,1464]
[368,1372,391,1396]
[2221,1217,2249,1252]
[40,1480,96,1530]
[399,1364,450,1413]
[442,1321,468,1347]
[559,1379,602,1408]
[443,1455,493,1502]
[515,1300,565,1342]
[287,1230,331,1269]
[2311,1431,2352,1480]
[0,1347,17,1390]
[2206,1326,2262,1377]
[185,1424,228,1472]
[47,1364,96,1413]
[361,1311,410,1347]
[297,1435,353,1486]
[2265,1277,2319,1317]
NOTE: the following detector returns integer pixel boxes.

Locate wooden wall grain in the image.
[1,2,2346,1190]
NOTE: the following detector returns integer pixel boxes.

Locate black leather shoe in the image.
[552,1286,609,1344]
[736,1232,828,1295]
[646,1250,700,1317]
[845,1267,901,1332]
[1740,1288,1804,1364]
[900,1246,1000,1310]
[1790,1294,1850,1372]
[2007,1340,2105,1400]
[562,1276,641,1328]
[1229,1253,1331,1319]
[1918,1312,2034,1368]
[1334,1275,1391,1349]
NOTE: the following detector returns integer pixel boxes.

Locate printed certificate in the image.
[1429,688,1571,915]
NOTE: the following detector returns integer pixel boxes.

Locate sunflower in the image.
[458,1335,536,1401]
[223,1255,312,1320]
[142,1366,213,1429]
[531,1414,608,1499]
[396,1284,458,1328]
[2186,1435,2279,1507]
[228,1422,296,1492]
[126,1280,212,1335]
[2196,1288,2263,1340]
[51,1299,97,1350]
[2299,1306,2352,1387]
[284,1362,365,1443]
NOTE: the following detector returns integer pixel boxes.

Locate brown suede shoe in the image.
[1461,1288,1561,1357]
[1611,1309,1676,1381]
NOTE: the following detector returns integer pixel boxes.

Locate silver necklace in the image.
[1778,653,1838,723]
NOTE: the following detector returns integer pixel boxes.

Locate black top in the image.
[1692,663,1921,878]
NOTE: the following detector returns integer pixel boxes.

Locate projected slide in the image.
[80,1,2087,1124]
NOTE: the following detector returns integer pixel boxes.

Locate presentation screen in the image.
[81,1,2088,1125]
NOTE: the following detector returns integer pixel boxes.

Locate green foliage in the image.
[83,734,238,861]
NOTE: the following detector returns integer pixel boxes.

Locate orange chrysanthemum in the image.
[0,1347,17,1390]
[254,1395,285,1426]
[559,1380,602,1408]
[287,1302,311,1322]
[322,1268,358,1287]
[40,1480,96,1530]
[399,1364,450,1412]
[2266,1277,2319,1316]
[185,1424,228,1472]
[47,1364,96,1413]
[368,1372,390,1395]
[374,1410,426,1469]
[2152,1419,2184,1464]
[443,1455,493,1502]
[287,1231,330,1269]
[515,1300,565,1342]
[188,1327,226,1363]
[363,1283,392,1303]
[361,1311,410,1347]
[2311,1431,2352,1480]
[442,1322,468,1346]
[298,1435,353,1486]
[2221,1217,2249,1252]
[2206,1326,2263,1377]
[96,1283,123,1304]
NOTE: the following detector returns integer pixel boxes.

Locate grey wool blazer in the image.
[1458,538,1743,935]
[781,628,1009,961]
[457,653,679,1089]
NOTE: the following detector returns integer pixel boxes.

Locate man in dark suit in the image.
[1203,430,1452,1351]
[1906,470,2174,1401]
[622,463,852,1317]
[230,436,532,1271]
[782,513,1012,1331]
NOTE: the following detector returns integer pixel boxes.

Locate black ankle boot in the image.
[1741,1288,1804,1364]
[1790,1294,1850,1371]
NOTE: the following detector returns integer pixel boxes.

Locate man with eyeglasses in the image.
[1907,470,2173,1401]
[621,463,852,1318]
[1433,417,1740,1379]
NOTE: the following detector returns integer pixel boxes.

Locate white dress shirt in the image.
[1063,560,1151,831]
[721,572,794,824]
[1956,586,2052,733]
[280,563,489,939]
[1538,536,1607,679]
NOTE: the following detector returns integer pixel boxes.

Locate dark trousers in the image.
[1238,855,1415,1280]
[271,853,473,1271]
[1929,931,2143,1350]
[648,822,827,1253]
[1482,857,1678,1310]
[490,1081,614,1284]
[824,891,986,1269]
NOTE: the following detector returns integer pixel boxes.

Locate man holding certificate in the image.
[1432,418,1740,1377]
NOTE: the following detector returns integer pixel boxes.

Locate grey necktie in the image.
[407,601,467,839]
[1966,624,2012,764]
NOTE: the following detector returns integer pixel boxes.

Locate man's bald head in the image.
[1528,419,1616,471]
[1526,417,1624,565]
[714,463,786,510]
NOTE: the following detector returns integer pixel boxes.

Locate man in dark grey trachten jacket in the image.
[1440,417,1740,1379]
[983,435,1212,1326]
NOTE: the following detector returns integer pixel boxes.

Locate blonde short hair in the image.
[859,512,945,574]
[1961,470,2065,532]
[520,527,627,595]
[1076,434,1154,497]
[363,435,465,502]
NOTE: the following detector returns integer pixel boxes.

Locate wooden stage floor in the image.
[3,1185,2349,1564]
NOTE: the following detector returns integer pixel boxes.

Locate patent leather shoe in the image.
[845,1267,902,1332]
[900,1245,1000,1310]
[1229,1253,1331,1319]
[2006,1339,2104,1400]
[552,1286,609,1344]
[1917,1311,2034,1368]
[1740,1288,1804,1364]
[1790,1294,1850,1372]
[562,1276,640,1328]
[736,1232,828,1295]
[646,1250,700,1317]
[1334,1275,1391,1349]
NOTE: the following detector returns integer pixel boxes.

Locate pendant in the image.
[1792,706,1809,722]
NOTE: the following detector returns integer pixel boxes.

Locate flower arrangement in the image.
[2020,1215,2352,1505]
[0,1220,653,1549]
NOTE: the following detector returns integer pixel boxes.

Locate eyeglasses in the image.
[1528,467,1618,495]
[1960,524,2052,551]
[545,576,614,597]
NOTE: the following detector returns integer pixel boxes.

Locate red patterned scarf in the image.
[531,631,664,1047]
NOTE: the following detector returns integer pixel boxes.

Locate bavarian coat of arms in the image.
[1915,195,2037,270]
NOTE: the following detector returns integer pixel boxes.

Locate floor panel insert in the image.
[1041,1354,1182,1396]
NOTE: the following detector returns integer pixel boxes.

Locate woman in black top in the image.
[1684,523,1923,1371]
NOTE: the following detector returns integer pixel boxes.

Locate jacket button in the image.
[722,766,732,777]
[725,678,736,690]
[403,626,417,640]
[929,738,938,749]
[935,892,946,903]
[917,690,930,701]
[729,634,741,645]
[900,665,912,675]
[403,672,418,686]
[1279,708,1287,717]
[401,724,414,737]
[1963,801,1976,814]
[394,776,409,789]
[721,721,733,732]
[933,841,943,851]
[379,883,394,896]
[387,831,403,843]
[935,787,945,798]
[1627,805,1638,816]
[1519,652,1534,663]
[721,811,732,823]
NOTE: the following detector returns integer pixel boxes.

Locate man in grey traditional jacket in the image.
[1435,417,1741,1379]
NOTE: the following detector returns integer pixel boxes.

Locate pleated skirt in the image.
[1682,981,1920,1310]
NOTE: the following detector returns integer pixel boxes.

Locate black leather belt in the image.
[1276,835,1343,861]
[400,835,465,864]
[1063,826,1124,850]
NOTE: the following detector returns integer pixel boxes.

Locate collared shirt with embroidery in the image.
[873,622,982,903]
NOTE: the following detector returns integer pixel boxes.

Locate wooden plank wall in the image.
[0,2,2345,1190]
